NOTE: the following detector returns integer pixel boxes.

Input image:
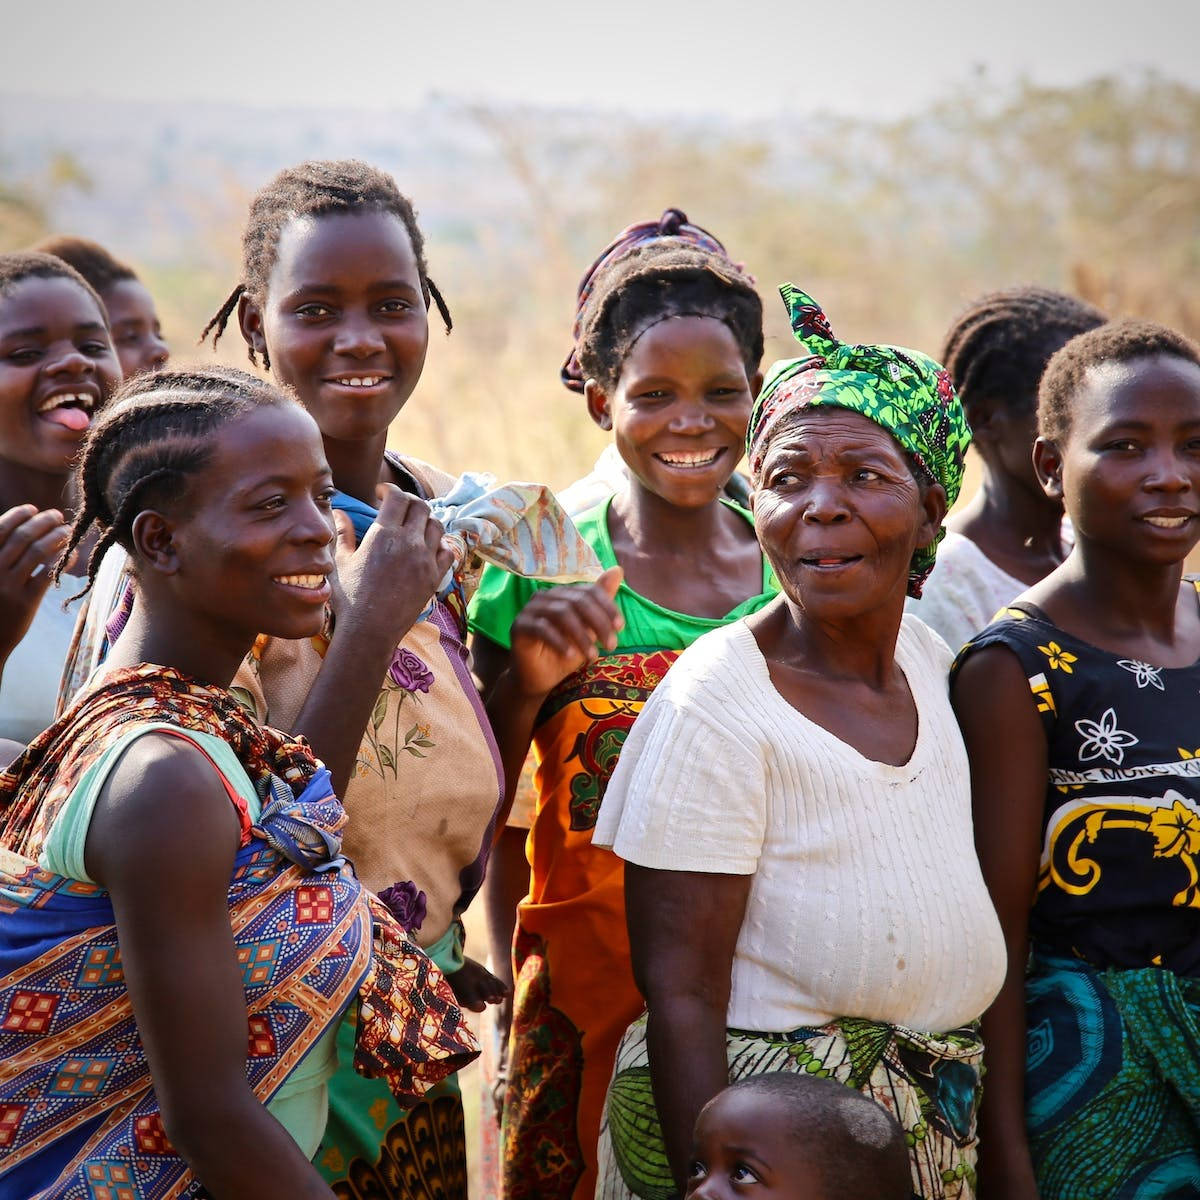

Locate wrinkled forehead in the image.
[753,403,907,474]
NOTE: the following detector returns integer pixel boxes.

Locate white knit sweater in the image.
[593,615,1005,1033]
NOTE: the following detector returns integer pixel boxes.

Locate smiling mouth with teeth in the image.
[274,574,327,589]
[1144,515,1193,528]
[654,448,725,469]
[36,392,96,432]
[329,376,390,389]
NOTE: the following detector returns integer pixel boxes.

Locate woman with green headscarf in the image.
[591,287,1006,1200]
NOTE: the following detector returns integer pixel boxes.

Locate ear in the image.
[130,510,181,576]
[915,482,949,551]
[584,379,613,432]
[963,397,999,447]
[749,369,764,399]
[1033,436,1064,500]
[238,291,268,361]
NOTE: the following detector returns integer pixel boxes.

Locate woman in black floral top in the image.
[953,318,1200,1200]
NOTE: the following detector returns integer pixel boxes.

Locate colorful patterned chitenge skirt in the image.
[1025,951,1200,1198]
[596,1012,985,1200]
[317,923,470,1200]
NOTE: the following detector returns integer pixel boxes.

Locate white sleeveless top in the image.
[593,614,1006,1033]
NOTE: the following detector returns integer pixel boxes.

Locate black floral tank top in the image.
[955,587,1200,975]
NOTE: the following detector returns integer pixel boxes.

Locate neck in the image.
[323,432,391,505]
[612,479,734,555]
[767,591,905,688]
[102,599,248,690]
[956,469,1064,554]
[1058,542,1186,642]
[0,459,71,515]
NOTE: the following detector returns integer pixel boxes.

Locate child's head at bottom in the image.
[687,1072,912,1200]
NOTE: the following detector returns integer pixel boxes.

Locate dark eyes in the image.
[686,1159,761,1185]
[294,300,413,319]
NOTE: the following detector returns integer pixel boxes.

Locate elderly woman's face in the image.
[752,408,940,617]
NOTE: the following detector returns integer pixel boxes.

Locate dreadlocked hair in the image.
[1039,318,1200,442]
[31,235,138,296]
[940,286,1106,421]
[200,159,451,369]
[0,251,108,323]
[53,366,296,597]
[576,240,763,392]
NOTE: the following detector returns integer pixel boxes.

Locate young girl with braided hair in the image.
[0,252,121,747]
[468,218,777,1200]
[906,287,1105,649]
[0,369,475,1200]
[200,158,596,1197]
[954,320,1200,1197]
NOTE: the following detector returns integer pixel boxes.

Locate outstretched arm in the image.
[86,735,335,1199]
[952,647,1047,1200]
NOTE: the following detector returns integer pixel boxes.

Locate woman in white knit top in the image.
[592,287,1005,1200]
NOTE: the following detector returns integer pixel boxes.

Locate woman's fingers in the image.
[0,507,64,576]
[12,521,71,587]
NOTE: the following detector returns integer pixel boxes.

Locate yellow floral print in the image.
[1038,641,1078,673]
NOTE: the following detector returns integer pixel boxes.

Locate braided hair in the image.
[0,250,108,320]
[31,236,138,296]
[200,160,451,369]
[941,287,1107,421]
[1039,319,1200,442]
[53,366,295,595]
[576,240,763,393]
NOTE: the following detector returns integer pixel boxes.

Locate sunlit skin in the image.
[0,274,121,674]
[106,403,338,678]
[102,277,168,376]
[621,407,948,1193]
[236,204,503,1010]
[240,208,430,505]
[89,405,348,1199]
[747,408,945,767]
[0,275,121,500]
[475,315,763,719]
[470,314,767,1155]
[687,1089,822,1199]
[953,352,1200,1200]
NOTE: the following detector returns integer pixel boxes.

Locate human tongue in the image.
[40,404,90,431]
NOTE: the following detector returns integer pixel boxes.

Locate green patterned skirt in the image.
[1026,952,1200,1198]
[315,922,468,1200]
[595,1012,983,1200]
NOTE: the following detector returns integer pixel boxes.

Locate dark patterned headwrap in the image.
[560,208,739,393]
[747,285,971,598]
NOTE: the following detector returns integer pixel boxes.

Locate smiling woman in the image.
[0,368,476,1200]
[0,252,122,743]
[951,320,1200,1199]
[590,286,1005,1200]
[469,220,776,1200]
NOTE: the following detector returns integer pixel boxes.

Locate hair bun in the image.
[657,209,689,236]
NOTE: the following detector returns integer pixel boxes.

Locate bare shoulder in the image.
[86,731,244,885]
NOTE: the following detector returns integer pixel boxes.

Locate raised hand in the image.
[0,504,71,668]
[330,484,456,647]
[509,566,624,700]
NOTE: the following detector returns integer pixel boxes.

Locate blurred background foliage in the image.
[2,72,1197,491]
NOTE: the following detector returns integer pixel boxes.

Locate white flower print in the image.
[1075,708,1139,765]
[1117,659,1165,691]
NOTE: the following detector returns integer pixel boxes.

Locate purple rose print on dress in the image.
[388,647,435,693]
[378,880,427,932]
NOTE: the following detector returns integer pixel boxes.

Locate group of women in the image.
[0,158,1198,1200]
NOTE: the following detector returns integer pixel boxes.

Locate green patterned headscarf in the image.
[747,284,971,598]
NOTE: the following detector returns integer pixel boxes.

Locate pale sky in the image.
[3,0,1198,120]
